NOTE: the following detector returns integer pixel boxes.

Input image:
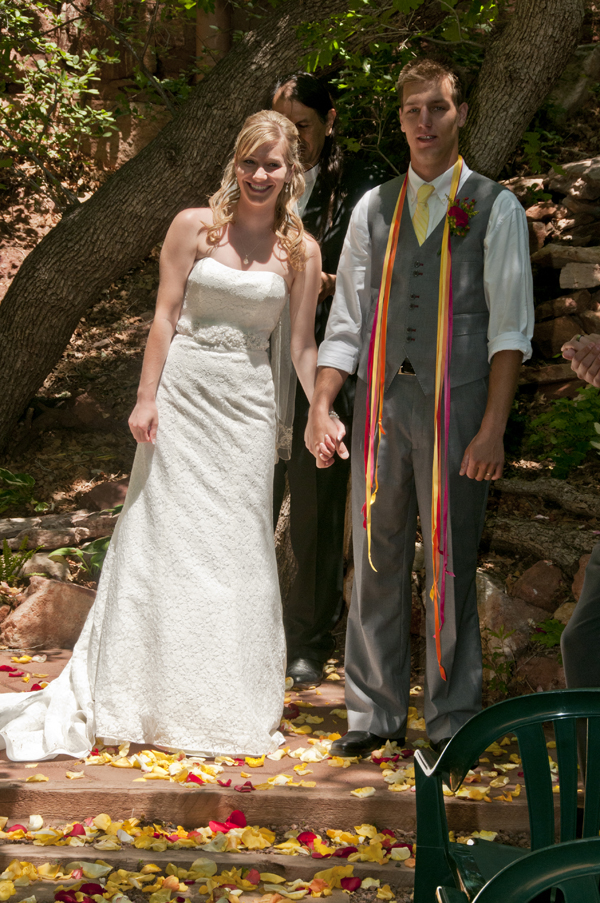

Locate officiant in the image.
[271,72,385,689]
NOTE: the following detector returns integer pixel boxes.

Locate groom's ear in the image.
[457,102,468,128]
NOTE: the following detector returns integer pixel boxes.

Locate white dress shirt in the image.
[297,163,320,218]
[318,160,534,376]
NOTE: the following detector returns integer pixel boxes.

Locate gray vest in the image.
[360,171,506,396]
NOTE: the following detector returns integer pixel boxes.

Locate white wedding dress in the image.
[0,257,289,759]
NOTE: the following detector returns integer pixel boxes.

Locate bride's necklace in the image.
[239,237,263,265]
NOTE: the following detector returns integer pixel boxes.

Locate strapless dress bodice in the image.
[176,256,289,352]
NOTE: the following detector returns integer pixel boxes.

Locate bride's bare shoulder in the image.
[169,206,214,235]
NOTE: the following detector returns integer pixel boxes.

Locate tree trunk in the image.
[494,477,600,519]
[482,514,596,576]
[461,0,585,178]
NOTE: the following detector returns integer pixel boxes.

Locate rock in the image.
[533,316,583,358]
[549,176,600,202]
[526,201,558,222]
[412,542,424,572]
[0,577,96,649]
[579,309,600,333]
[560,263,600,290]
[501,175,546,201]
[553,601,577,625]
[71,393,112,429]
[7,511,119,550]
[511,561,565,613]
[562,195,600,218]
[531,244,600,268]
[547,154,600,190]
[528,221,548,253]
[517,655,565,692]
[572,553,591,601]
[0,605,10,624]
[519,363,580,384]
[79,478,130,512]
[534,289,591,321]
[476,571,550,659]
[19,552,69,581]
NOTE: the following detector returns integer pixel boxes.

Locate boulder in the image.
[533,316,583,358]
[476,571,550,659]
[547,154,600,191]
[517,655,565,692]
[572,552,591,601]
[526,201,558,222]
[531,244,600,268]
[534,289,591,321]
[20,552,69,581]
[79,478,130,512]
[579,309,600,333]
[528,221,548,253]
[0,577,96,649]
[560,263,600,290]
[563,195,600,218]
[0,605,10,624]
[553,601,577,625]
[501,175,546,201]
[511,561,565,613]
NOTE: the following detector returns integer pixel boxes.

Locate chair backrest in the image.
[415,689,600,849]
[471,836,600,902]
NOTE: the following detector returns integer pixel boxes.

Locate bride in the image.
[0,110,321,759]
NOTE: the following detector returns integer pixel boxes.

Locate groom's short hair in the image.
[396,58,463,108]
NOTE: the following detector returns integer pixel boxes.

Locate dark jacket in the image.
[296,157,388,418]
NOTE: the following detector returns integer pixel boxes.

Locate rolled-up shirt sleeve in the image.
[484,190,534,362]
[318,191,372,374]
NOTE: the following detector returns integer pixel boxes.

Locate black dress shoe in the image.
[330,731,405,758]
[286,658,323,689]
[430,737,452,755]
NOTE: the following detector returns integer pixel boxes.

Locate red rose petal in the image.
[89,749,100,757]
[8,671,24,678]
[84,817,94,826]
[297,831,317,845]
[80,884,103,896]
[55,893,78,903]
[390,842,412,851]
[246,869,260,886]
[234,780,254,792]
[332,846,358,858]
[185,773,204,785]
[167,833,181,843]
[0,665,16,672]
[311,852,330,859]
[381,829,395,837]
[218,779,232,787]
[227,809,247,828]
[284,703,300,719]
[68,823,86,837]
[7,824,27,833]
[233,758,245,766]
[29,684,43,691]
[209,821,230,834]
[340,878,361,892]
[153,832,162,839]
[71,870,84,880]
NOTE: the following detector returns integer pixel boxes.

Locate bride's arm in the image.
[289,237,321,403]
[129,208,206,443]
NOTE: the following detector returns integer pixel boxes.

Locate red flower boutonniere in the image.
[447,197,478,237]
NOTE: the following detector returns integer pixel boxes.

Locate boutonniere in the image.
[447,197,478,237]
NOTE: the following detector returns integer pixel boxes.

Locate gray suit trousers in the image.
[345,374,489,743]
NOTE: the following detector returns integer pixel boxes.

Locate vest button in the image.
[413,271,423,277]
[410,303,419,309]
[407,327,416,332]
[410,294,420,299]
[414,261,423,267]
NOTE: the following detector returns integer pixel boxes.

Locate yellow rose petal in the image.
[25,774,48,783]
[350,787,375,799]
[66,771,85,780]
[245,756,265,768]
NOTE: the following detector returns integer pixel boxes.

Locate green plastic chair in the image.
[436,835,600,902]
[413,689,600,903]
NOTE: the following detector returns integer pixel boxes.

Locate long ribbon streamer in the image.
[364,157,464,681]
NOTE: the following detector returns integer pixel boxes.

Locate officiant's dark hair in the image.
[396,59,464,108]
[269,71,343,240]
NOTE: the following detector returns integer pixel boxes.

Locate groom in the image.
[306,58,534,757]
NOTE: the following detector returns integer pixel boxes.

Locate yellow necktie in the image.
[412,183,435,246]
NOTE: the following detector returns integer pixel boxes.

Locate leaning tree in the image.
[0,0,586,451]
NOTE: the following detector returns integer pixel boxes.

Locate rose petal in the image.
[341,878,362,892]
[227,810,247,828]
[218,779,232,787]
[297,831,317,845]
[332,846,358,858]
[234,781,254,792]
[6,824,27,833]
[68,823,86,836]
[209,821,230,834]
[0,666,16,672]
[185,774,204,785]
[80,884,103,896]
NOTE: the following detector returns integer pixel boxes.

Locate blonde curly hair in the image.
[207,110,307,270]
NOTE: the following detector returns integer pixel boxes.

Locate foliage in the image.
[0,537,39,586]
[481,625,515,700]
[50,534,111,578]
[524,385,600,478]
[0,0,120,196]
[298,0,507,173]
[532,617,565,650]
[0,467,48,515]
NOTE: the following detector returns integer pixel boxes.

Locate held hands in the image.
[459,428,504,481]
[561,332,600,388]
[305,409,349,468]
[129,399,159,444]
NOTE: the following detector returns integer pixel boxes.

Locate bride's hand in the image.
[129,399,159,444]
